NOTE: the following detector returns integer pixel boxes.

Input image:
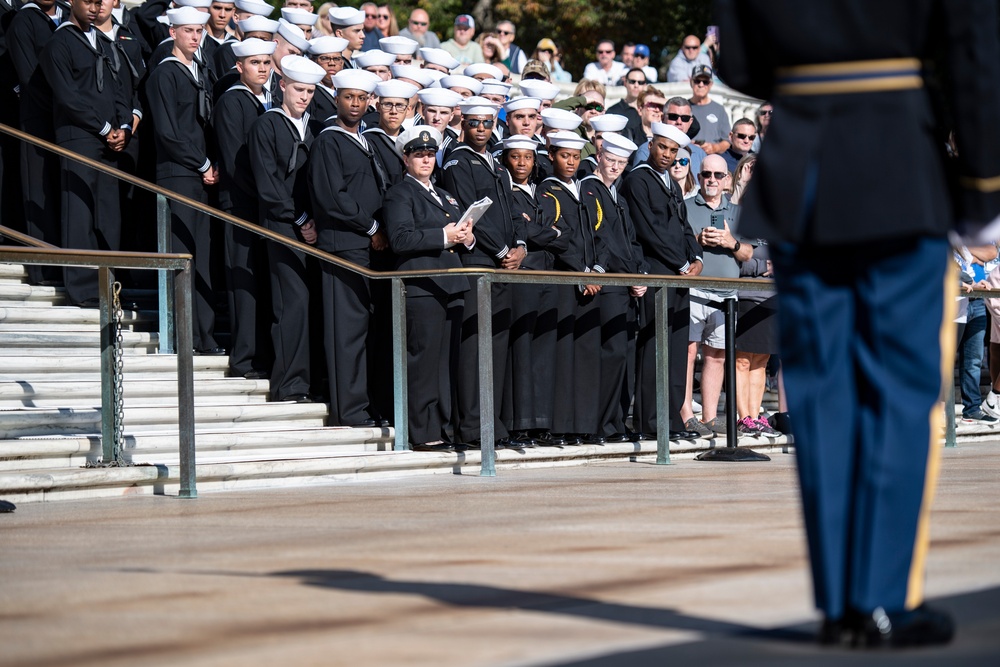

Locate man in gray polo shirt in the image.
[688,64,731,155]
[680,154,754,437]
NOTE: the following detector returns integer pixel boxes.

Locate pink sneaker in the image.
[737,416,761,436]
[755,417,781,437]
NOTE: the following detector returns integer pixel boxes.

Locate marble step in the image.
[0,377,269,408]
[0,425,392,470]
[0,284,66,306]
[0,354,230,376]
[0,402,329,437]
[0,331,159,355]
[0,306,155,331]
[0,263,26,284]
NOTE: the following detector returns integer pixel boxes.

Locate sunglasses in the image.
[692,79,711,86]
[735,132,757,141]
[365,13,377,19]
[666,112,692,122]
[597,49,614,54]
[758,109,773,116]
[672,157,690,167]
[643,102,664,111]
[584,102,604,112]
[497,30,514,36]
[700,171,728,181]
[410,20,428,26]
[377,13,390,19]
[683,45,700,50]
[626,78,647,85]
[465,118,495,128]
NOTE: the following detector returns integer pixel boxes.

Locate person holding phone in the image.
[679,153,753,439]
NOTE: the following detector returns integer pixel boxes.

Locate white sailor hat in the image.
[416,87,462,108]
[238,15,278,34]
[355,49,396,68]
[280,55,326,84]
[309,36,349,55]
[547,131,588,150]
[518,79,560,101]
[379,35,419,55]
[234,0,273,16]
[501,135,539,152]
[424,69,448,85]
[418,47,460,71]
[166,6,210,25]
[232,37,277,58]
[503,97,541,113]
[277,20,311,53]
[589,114,629,133]
[440,74,483,95]
[280,7,318,26]
[650,121,691,148]
[464,63,503,80]
[395,125,442,155]
[375,79,419,100]
[600,132,638,157]
[541,108,582,130]
[331,69,380,93]
[328,6,366,27]
[458,96,499,117]
[479,79,512,97]
[173,0,211,8]
[389,65,435,88]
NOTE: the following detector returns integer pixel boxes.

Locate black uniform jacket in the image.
[511,180,565,271]
[580,175,649,275]
[536,176,608,274]
[146,55,213,178]
[364,127,405,187]
[309,124,387,253]
[308,83,337,126]
[440,143,524,268]
[39,22,132,143]
[384,175,470,298]
[213,84,266,211]
[715,0,1000,243]
[248,108,314,230]
[98,25,144,123]
[7,3,56,128]
[620,164,700,276]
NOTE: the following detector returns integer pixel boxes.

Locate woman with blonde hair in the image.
[376,4,399,37]
[316,3,338,36]
[478,32,504,65]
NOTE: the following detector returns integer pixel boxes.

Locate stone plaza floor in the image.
[2,442,999,666]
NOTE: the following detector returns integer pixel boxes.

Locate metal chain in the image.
[111,281,127,465]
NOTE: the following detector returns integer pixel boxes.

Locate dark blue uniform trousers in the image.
[772,235,954,619]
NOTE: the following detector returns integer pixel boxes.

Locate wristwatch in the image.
[732,240,742,253]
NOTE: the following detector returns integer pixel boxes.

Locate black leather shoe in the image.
[628,432,649,441]
[242,369,269,380]
[853,605,954,648]
[581,433,606,445]
[606,433,632,443]
[196,347,227,356]
[351,418,379,428]
[412,443,454,452]
[536,432,567,446]
[669,430,700,440]
[285,394,313,404]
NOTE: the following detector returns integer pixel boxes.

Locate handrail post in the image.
[391,277,409,450]
[945,371,958,448]
[655,287,672,464]
[724,297,738,448]
[175,260,197,498]
[98,266,117,463]
[478,275,496,476]
[157,194,175,353]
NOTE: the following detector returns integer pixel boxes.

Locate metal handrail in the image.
[0,245,197,498]
[0,120,782,482]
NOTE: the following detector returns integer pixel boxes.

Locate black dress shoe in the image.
[853,604,954,648]
[536,432,567,446]
[411,443,454,452]
[350,418,379,428]
[581,433,606,444]
[243,369,269,380]
[669,430,700,440]
[285,394,313,404]
[196,347,227,356]
[76,297,100,308]
[507,432,536,447]
[606,433,632,443]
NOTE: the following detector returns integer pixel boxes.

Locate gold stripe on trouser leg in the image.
[906,259,958,609]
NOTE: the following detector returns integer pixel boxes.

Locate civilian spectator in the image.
[441,14,483,67]
[477,31,504,66]
[553,80,605,158]
[752,102,772,152]
[530,39,571,82]
[679,154,753,438]
[583,39,627,87]
[376,4,399,37]
[669,148,697,199]
[955,244,998,423]
[631,44,657,83]
[399,8,440,48]
[521,58,551,82]
[496,20,526,74]
[688,65,730,154]
[316,3,336,36]
[664,97,706,176]
[620,42,635,68]
[722,118,756,171]
[980,259,1000,419]
[360,3,383,51]
[606,68,646,143]
[629,86,666,165]
[667,34,712,82]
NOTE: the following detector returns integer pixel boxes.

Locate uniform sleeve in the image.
[309,134,379,235]
[8,15,43,87]
[621,172,694,273]
[213,96,255,196]
[146,67,211,172]
[440,155,510,259]
[248,118,305,226]
[384,185,448,254]
[620,198,651,274]
[537,185,586,272]
[39,37,111,137]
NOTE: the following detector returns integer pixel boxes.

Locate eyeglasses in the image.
[735,132,757,141]
[497,30,514,36]
[683,44,699,50]
[692,79,711,86]
[700,171,728,181]
[465,118,495,128]
[626,78,647,85]
[596,49,614,54]
[377,13,390,19]
[410,20,428,27]
[584,102,604,112]
[317,55,345,64]
[365,13,377,19]
[380,102,409,111]
[672,157,690,167]
[643,102,664,111]
[758,109,773,116]
[666,112,692,122]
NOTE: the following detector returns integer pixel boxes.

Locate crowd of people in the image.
[0,0,780,450]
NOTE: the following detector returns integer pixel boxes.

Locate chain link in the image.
[111,281,126,464]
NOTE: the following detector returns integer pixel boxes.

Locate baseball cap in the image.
[455,14,474,30]
[691,64,713,80]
